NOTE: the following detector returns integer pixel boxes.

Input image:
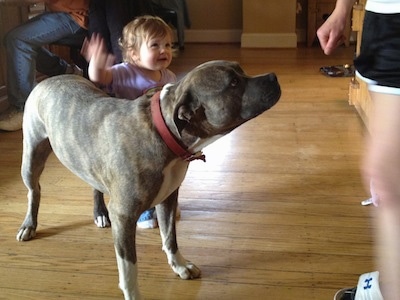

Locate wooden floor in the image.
[0,43,375,300]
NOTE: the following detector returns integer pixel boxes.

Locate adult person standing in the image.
[317,1,400,299]
[0,0,90,131]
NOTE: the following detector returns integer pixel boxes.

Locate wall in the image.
[241,0,297,48]
[184,0,243,43]
[185,0,297,48]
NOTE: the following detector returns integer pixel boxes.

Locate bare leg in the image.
[363,91,400,299]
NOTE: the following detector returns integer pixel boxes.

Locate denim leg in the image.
[105,0,128,63]
[4,12,81,110]
[88,0,111,50]
[88,0,126,63]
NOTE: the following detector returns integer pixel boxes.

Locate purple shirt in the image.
[109,63,177,99]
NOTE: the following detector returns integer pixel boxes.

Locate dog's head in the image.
[161,60,281,150]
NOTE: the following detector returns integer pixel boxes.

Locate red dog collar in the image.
[150,91,206,162]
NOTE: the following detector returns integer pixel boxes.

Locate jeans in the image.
[4,12,82,110]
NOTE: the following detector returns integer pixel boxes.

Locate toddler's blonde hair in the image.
[119,15,173,64]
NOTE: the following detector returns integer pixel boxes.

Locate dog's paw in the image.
[166,249,201,280]
[173,261,201,280]
[16,227,36,241]
[94,215,111,228]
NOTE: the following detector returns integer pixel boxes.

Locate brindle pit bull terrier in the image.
[16,60,281,299]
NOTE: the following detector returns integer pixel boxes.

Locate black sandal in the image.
[320,64,355,77]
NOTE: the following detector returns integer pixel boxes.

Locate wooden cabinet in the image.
[307,0,351,47]
[348,1,371,127]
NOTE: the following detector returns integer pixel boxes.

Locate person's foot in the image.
[0,106,23,131]
[137,208,158,229]
[136,205,181,229]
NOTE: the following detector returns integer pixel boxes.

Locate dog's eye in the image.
[230,78,239,87]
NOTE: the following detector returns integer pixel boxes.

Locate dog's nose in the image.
[267,73,278,82]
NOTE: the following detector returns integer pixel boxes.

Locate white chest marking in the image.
[151,159,189,207]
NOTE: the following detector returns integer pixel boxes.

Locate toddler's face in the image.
[134,35,173,71]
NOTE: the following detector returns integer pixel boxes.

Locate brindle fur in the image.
[16,60,281,299]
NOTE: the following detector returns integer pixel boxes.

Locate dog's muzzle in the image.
[240,72,281,119]
[264,73,281,105]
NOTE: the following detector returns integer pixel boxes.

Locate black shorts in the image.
[354,11,400,93]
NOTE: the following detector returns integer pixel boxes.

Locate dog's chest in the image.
[151,159,189,207]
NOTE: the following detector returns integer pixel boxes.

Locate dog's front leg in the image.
[109,202,142,300]
[157,189,201,280]
[115,247,141,300]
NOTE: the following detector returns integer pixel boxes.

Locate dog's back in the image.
[23,75,160,193]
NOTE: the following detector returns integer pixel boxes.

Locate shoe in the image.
[137,205,181,229]
[137,208,158,229]
[0,106,23,131]
[66,64,83,76]
[333,271,383,300]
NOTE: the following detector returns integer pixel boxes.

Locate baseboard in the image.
[184,29,242,43]
[241,33,297,48]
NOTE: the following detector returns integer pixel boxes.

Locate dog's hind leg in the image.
[157,189,201,280]
[17,137,52,241]
[93,189,111,228]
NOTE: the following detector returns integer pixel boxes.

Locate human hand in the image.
[82,33,115,84]
[317,10,348,55]
[80,36,92,62]
[81,33,114,64]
